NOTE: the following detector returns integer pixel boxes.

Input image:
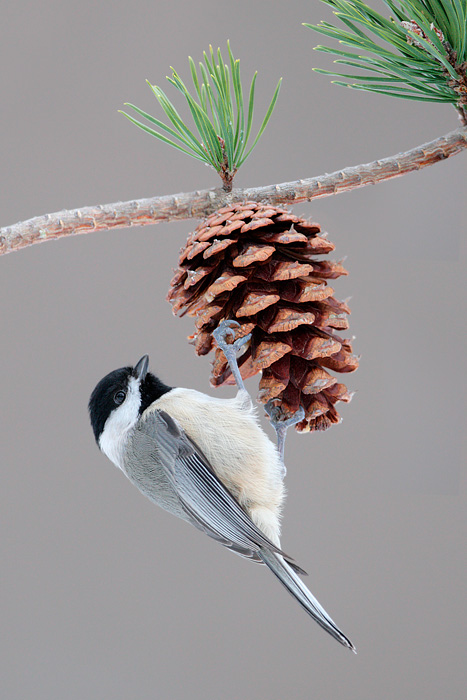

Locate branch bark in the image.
[1,127,465,257]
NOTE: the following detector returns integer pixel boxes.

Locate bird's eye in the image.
[114,390,126,405]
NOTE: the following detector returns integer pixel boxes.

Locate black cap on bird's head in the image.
[88,355,171,444]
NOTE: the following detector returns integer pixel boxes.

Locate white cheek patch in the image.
[99,377,141,470]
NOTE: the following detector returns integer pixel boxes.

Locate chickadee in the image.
[89,349,355,652]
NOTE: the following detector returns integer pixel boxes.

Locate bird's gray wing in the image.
[131,411,356,649]
[135,409,295,562]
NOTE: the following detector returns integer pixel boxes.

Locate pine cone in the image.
[167,201,358,432]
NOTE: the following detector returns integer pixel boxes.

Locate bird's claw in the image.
[264,400,281,423]
[213,319,251,355]
[217,321,237,342]
[282,405,305,428]
[265,403,305,473]
[265,402,305,429]
[212,319,252,394]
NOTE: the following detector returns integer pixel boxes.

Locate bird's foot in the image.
[213,319,252,393]
[213,319,251,354]
[265,402,305,477]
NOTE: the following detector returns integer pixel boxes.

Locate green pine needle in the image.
[120,42,282,189]
[304,0,467,116]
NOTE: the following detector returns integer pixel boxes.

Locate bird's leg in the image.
[264,401,305,477]
[213,319,252,394]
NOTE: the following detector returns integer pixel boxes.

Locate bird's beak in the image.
[134,355,149,381]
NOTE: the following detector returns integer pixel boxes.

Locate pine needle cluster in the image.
[306,0,467,123]
[120,43,282,190]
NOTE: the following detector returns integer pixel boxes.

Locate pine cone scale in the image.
[235,292,280,317]
[232,244,276,267]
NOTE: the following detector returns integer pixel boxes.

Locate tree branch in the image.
[1,127,465,257]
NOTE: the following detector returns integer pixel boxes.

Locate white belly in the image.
[146,387,285,545]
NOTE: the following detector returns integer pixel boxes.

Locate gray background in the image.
[1,1,466,698]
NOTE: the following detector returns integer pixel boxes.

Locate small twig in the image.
[1,127,465,257]
[443,44,467,126]
[218,137,236,192]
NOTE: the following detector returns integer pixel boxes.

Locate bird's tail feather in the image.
[259,549,356,652]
